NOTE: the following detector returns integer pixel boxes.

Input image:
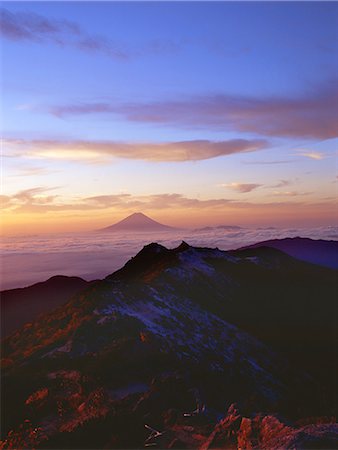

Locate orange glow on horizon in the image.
[1,200,336,236]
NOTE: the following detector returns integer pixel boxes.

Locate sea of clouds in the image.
[1,225,337,290]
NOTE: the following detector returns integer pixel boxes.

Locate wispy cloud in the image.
[1,187,315,216]
[272,191,298,197]
[0,8,80,41]
[1,186,60,210]
[270,179,291,188]
[84,193,235,211]
[2,187,333,237]
[48,79,338,139]
[50,102,117,118]
[219,182,262,193]
[3,137,268,163]
[14,186,58,200]
[219,180,294,194]
[0,8,183,60]
[298,151,326,160]
[272,191,311,197]
[242,159,297,165]
[0,7,129,59]
[8,166,57,177]
[1,188,235,213]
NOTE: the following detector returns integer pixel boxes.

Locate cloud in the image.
[84,193,235,211]
[0,8,183,61]
[219,179,310,197]
[0,7,129,59]
[1,186,60,211]
[298,151,325,160]
[2,187,333,239]
[9,166,57,177]
[242,159,297,165]
[1,8,70,42]
[1,186,327,225]
[11,187,311,216]
[48,79,338,139]
[272,191,298,197]
[14,186,57,199]
[270,179,291,188]
[3,137,268,163]
[2,187,315,216]
[1,188,235,214]
[220,183,262,193]
[272,191,311,197]
[50,102,119,118]
[2,221,336,290]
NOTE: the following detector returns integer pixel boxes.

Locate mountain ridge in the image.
[0,275,93,338]
[1,241,337,449]
[240,236,338,269]
[2,238,337,337]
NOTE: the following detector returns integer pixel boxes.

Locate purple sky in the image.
[1,2,338,234]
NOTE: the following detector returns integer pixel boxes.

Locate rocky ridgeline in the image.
[1,242,337,449]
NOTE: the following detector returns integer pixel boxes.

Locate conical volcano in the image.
[98,212,175,232]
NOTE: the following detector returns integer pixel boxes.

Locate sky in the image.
[1,1,338,235]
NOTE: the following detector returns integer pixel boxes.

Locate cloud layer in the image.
[49,80,338,139]
[2,223,337,290]
[4,137,268,163]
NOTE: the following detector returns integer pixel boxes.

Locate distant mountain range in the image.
[1,238,337,449]
[98,212,175,232]
[241,236,338,269]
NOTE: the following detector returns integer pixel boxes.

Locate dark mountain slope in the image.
[1,243,336,449]
[109,242,336,376]
[241,236,338,269]
[0,276,93,338]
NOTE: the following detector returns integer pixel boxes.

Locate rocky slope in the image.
[0,276,92,338]
[1,243,336,449]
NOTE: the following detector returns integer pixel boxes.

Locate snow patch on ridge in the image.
[94,282,282,402]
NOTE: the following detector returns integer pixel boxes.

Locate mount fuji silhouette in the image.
[98,212,175,232]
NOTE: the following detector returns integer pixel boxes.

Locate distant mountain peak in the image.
[128,212,148,219]
[175,241,191,253]
[140,242,169,255]
[107,242,172,281]
[98,212,175,232]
